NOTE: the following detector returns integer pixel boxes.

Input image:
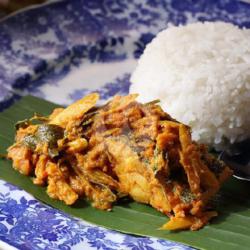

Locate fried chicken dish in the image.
[7,93,232,230]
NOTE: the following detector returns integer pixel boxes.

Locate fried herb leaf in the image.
[36,124,64,147]
[145,99,160,106]
[23,134,38,150]
[22,124,64,156]
[153,146,163,174]
[15,113,49,130]
[180,189,196,204]
[48,148,60,158]
[15,119,31,130]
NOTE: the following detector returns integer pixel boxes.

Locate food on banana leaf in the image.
[7,93,232,231]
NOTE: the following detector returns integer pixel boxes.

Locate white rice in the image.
[130,22,250,149]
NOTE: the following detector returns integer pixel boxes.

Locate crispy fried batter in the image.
[7,93,232,230]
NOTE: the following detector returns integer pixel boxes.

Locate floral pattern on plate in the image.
[0,181,193,250]
[0,0,250,105]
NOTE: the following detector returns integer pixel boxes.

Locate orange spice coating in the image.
[7,94,232,230]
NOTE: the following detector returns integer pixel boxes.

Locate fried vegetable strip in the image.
[50,93,99,127]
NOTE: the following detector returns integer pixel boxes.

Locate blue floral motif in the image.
[157,239,194,249]
[0,181,192,250]
[0,0,249,102]
[69,73,131,102]
[0,85,12,104]
[85,228,105,241]
[134,33,155,58]
[1,0,250,249]
[0,29,11,51]
[122,236,155,250]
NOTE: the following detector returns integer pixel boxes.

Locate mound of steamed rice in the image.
[130,22,250,149]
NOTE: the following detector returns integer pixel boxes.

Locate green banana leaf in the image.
[0,95,250,250]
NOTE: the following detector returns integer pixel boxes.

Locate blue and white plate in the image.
[0,0,250,249]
